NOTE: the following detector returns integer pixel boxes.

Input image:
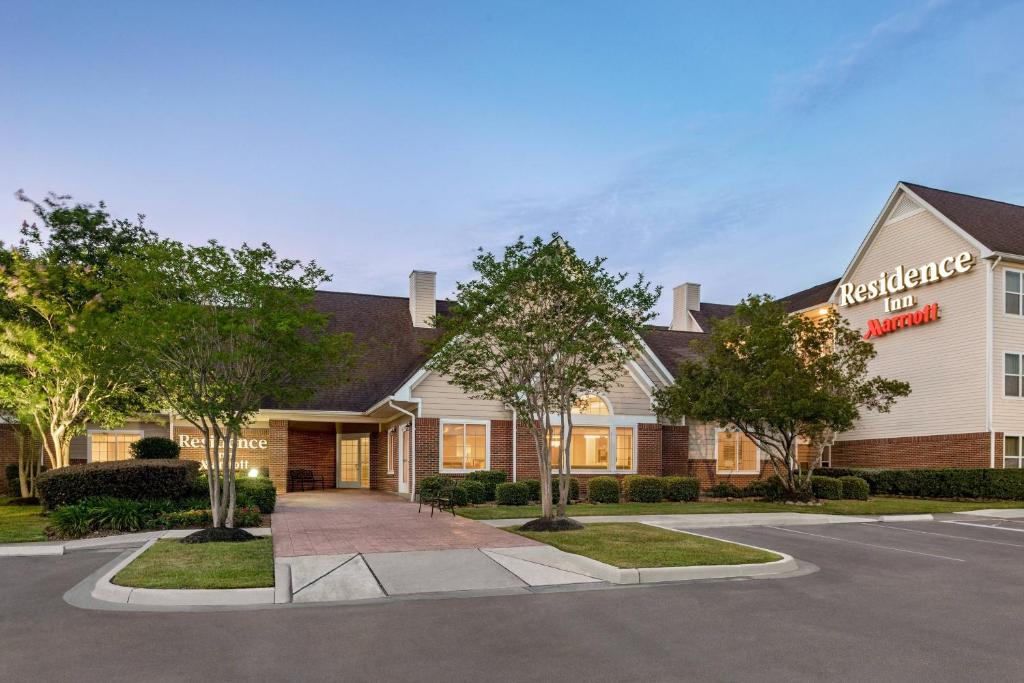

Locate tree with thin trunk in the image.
[0,193,151,472]
[111,240,357,529]
[654,295,910,500]
[428,236,658,528]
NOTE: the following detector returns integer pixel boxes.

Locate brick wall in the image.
[831,432,995,469]
[268,420,289,493]
[689,460,772,490]
[414,417,439,489]
[661,425,688,476]
[490,419,513,476]
[287,427,336,490]
[0,425,18,495]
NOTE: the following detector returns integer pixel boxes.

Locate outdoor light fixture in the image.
[248,468,260,478]
[818,308,829,315]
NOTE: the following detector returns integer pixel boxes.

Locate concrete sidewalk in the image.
[0,527,271,557]
[481,512,877,529]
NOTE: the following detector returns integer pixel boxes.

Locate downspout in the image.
[987,255,1002,468]
[388,401,417,501]
[511,408,518,482]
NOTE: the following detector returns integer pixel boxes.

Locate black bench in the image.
[418,479,457,517]
[288,468,326,492]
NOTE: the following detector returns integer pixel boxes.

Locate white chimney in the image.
[670,282,700,331]
[409,270,437,328]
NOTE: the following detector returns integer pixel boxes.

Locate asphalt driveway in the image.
[3,515,1024,681]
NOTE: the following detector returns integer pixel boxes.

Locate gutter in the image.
[511,408,517,482]
[388,401,417,501]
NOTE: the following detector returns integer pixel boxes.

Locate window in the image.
[573,395,610,415]
[89,431,143,462]
[386,428,395,474]
[549,425,634,472]
[716,431,759,474]
[796,443,831,469]
[441,422,487,471]
[1006,270,1023,316]
[1006,353,1023,397]
[1005,436,1024,469]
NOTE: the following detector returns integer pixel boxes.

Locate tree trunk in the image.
[556,412,572,519]
[14,427,39,498]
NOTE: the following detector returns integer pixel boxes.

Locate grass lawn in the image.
[514,522,779,568]
[0,497,49,543]
[113,538,274,589]
[459,496,1024,520]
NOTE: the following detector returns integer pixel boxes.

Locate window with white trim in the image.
[441,421,488,471]
[796,442,831,469]
[1006,270,1023,316]
[386,428,395,474]
[548,425,635,472]
[89,431,143,462]
[715,430,759,474]
[1005,436,1024,469]
[573,395,610,415]
[1005,353,1023,397]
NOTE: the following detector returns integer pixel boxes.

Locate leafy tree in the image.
[0,194,151,472]
[428,236,658,526]
[654,295,910,499]
[111,240,357,528]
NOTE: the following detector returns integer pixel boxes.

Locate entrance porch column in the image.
[269,419,289,493]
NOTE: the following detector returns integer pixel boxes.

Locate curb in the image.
[274,561,293,604]
[0,526,271,558]
[878,514,934,522]
[0,544,64,557]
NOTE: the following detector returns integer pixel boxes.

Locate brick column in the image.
[268,419,289,493]
[661,424,689,475]
[637,423,663,475]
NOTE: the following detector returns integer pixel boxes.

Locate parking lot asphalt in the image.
[3,515,1024,682]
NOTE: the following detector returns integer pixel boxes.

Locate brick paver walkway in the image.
[272,490,540,557]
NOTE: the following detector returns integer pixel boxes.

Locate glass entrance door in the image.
[337,434,370,488]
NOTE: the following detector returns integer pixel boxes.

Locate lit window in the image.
[441,422,487,471]
[616,427,633,470]
[716,431,759,473]
[1006,271,1023,316]
[386,429,395,475]
[573,395,609,415]
[89,431,142,462]
[1005,353,1023,397]
[550,426,610,470]
[1005,436,1023,469]
[796,443,832,469]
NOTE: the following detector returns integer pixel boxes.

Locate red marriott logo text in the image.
[863,303,940,340]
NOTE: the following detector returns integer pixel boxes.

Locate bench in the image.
[288,468,326,492]
[418,479,457,517]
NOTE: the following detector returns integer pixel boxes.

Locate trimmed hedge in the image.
[624,475,664,503]
[840,476,870,501]
[456,479,487,505]
[37,459,200,509]
[130,436,181,460]
[551,476,580,503]
[522,479,542,502]
[236,476,277,513]
[743,477,784,500]
[811,475,843,500]
[663,476,700,502]
[707,482,742,498]
[418,475,454,500]
[48,494,262,539]
[588,476,620,504]
[815,467,1024,500]
[5,463,19,495]
[495,481,530,506]
[464,470,508,501]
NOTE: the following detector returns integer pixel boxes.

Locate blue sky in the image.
[2,1,1022,322]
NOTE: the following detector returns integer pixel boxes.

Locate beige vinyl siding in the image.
[686,420,718,461]
[71,420,170,461]
[603,368,655,416]
[413,373,511,420]
[992,262,1024,435]
[836,200,987,442]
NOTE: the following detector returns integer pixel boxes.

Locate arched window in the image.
[572,395,610,415]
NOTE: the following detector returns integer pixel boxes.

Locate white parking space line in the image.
[944,521,1024,534]
[871,524,1024,549]
[765,526,966,562]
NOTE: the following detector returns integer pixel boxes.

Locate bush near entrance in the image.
[816,467,1024,500]
[624,475,664,502]
[840,476,870,500]
[130,437,181,459]
[464,470,507,501]
[234,476,276,513]
[588,476,620,503]
[495,481,530,506]
[663,476,700,502]
[811,476,843,500]
[37,459,199,510]
[456,480,487,505]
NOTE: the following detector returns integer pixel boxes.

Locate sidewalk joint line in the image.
[292,555,358,595]
[360,554,390,596]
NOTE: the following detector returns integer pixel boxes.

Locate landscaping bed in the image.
[113,538,274,589]
[513,522,779,568]
[0,497,49,543]
[458,497,1024,520]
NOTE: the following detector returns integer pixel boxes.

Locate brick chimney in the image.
[409,270,437,328]
[669,282,700,331]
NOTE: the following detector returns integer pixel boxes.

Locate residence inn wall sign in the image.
[175,427,271,472]
[837,250,974,340]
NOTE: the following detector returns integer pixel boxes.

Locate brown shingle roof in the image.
[262,291,447,412]
[904,182,1024,256]
[640,328,705,375]
[689,302,735,332]
[778,277,841,312]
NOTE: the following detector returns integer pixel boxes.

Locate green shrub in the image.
[624,475,665,502]
[840,476,869,500]
[814,467,1024,500]
[236,476,276,513]
[551,476,580,503]
[464,470,508,501]
[84,496,147,532]
[662,476,700,502]
[49,503,94,539]
[495,481,530,506]
[707,482,742,498]
[455,479,487,505]
[811,476,843,500]
[36,459,200,510]
[418,475,454,500]
[5,463,19,495]
[130,436,181,460]
[588,476,620,503]
[155,505,261,530]
[743,477,784,500]
[521,479,541,501]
